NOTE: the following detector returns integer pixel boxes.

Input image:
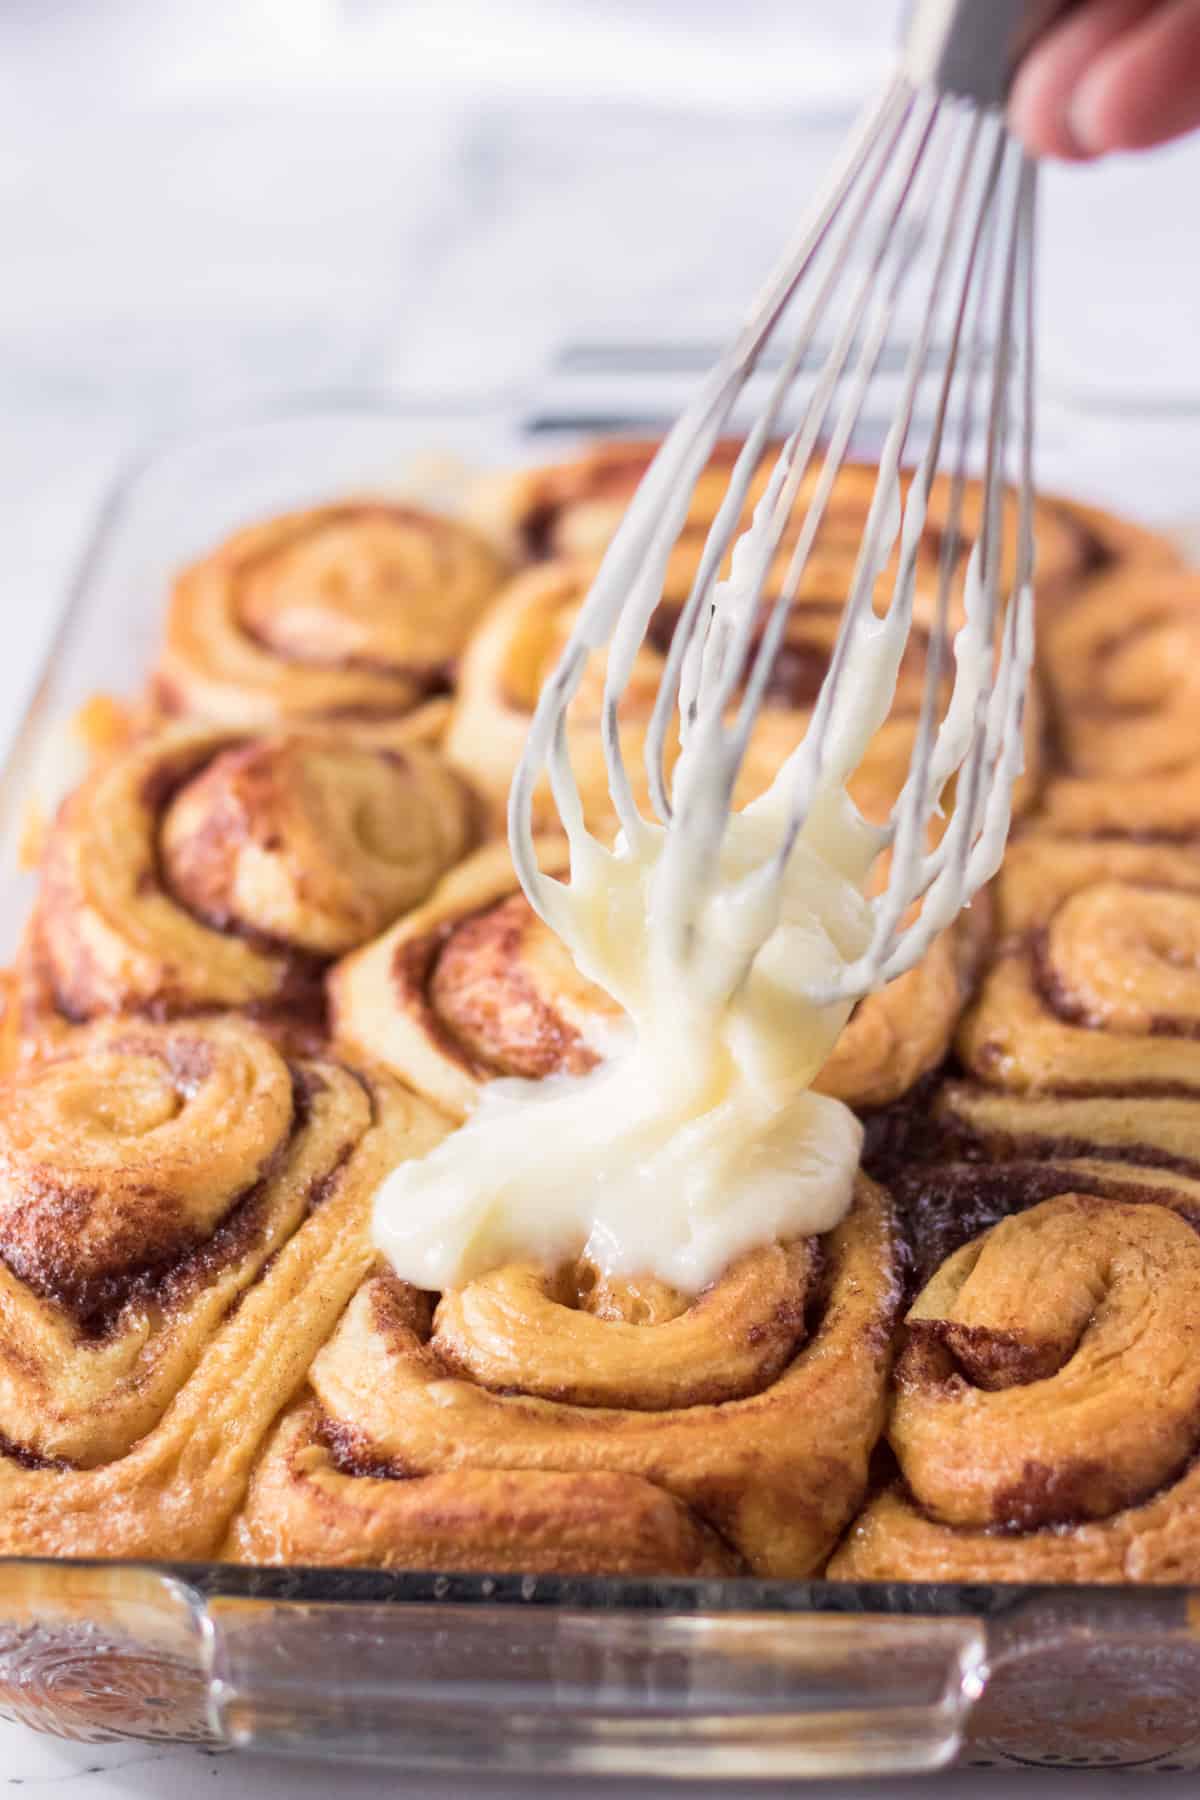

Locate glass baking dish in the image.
[2,385,1200,1780]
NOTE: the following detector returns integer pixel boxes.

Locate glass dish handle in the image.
[206,1597,987,1778]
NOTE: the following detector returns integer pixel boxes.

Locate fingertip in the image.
[1067,57,1130,152]
[1008,50,1094,159]
[1004,0,1161,159]
[1069,0,1200,153]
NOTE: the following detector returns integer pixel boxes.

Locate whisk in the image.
[509,1,1071,1005]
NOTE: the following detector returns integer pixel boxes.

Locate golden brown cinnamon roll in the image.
[472,438,1161,613]
[446,562,676,834]
[0,1015,445,1558]
[1034,568,1200,839]
[328,841,604,1121]
[227,1175,901,1576]
[445,557,982,836]
[958,835,1200,1094]
[471,438,745,565]
[834,1094,1200,1583]
[18,724,478,1057]
[153,502,506,730]
[1043,568,1200,779]
[329,839,988,1118]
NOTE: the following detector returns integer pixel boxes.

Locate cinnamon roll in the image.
[153,502,507,730]
[1043,568,1200,778]
[18,724,478,1057]
[1035,568,1200,839]
[328,841,604,1121]
[472,438,1165,613]
[445,562,680,834]
[227,1175,901,1576]
[833,1092,1200,1583]
[329,839,989,1118]
[445,556,1010,836]
[958,835,1200,1094]
[0,1015,445,1557]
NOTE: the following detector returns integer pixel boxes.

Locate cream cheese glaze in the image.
[373,456,1015,1294]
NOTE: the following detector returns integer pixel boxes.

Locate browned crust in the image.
[227,1397,739,1576]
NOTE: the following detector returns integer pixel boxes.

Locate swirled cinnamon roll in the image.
[227,1174,901,1576]
[957,835,1200,1094]
[0,1015,445,1558]
[1035,568,1200,840]
[445,562,678,834]
[834,1093,1200,1582]
[18,724,478,1057]
[328,841,609,1121]
[329,838,989,1118]
[153,502,507,731]
[1043,569,1200,778]
[471,438,1168,612]
[444,556,1027,836]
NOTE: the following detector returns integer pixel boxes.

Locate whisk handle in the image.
[902,0,1084,106]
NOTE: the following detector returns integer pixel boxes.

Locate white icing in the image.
[372,423,1020,1296]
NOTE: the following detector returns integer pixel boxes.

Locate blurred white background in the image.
[0,1,1195,401]
[0,0,1194,832]
[0,2,1195,475]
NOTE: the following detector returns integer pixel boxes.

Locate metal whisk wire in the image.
[508,70,1039,1005]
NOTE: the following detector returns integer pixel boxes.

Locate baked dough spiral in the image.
[328,841,612,1120]
[154,502,507,730]
[833,1092,1200,1583]
[471,439,1159,616]
[227,1175,901,1576]
[329,839,987,1117]
[1043,569,1200,779]
[445,559,946,835]
[1036,568,1200,839]
[18,724,477,1057]
[0,1014,446,1557]
[958,836,1200,1094]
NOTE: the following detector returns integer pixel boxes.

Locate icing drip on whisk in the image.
[373,77,1037,1291]
[372,464,1008,1295]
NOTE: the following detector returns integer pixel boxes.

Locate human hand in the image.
[1009,0,1200,158]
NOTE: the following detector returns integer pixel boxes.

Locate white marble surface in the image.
[1,5,1200,1793]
